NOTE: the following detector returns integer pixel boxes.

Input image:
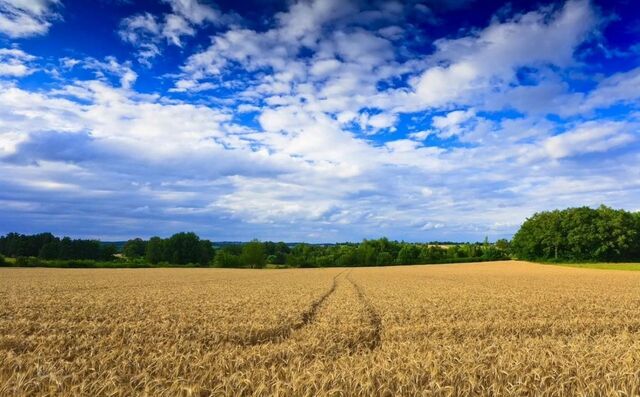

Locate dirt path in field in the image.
[229,270,345,346]
[298,270,344,327]
[227,269,382,353]
[271,270,382,355]
[347,273,382,350]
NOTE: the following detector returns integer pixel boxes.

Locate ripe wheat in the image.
[2,262,640,396]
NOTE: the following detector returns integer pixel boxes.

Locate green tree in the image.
[396,244,419,265]
[376,251,393,266]
[145,237,164,264]
[241,239,265,268]
[357,241,378,266]
[495,239,510,254]
[512,206,640,261]
[123,238,147,259]
[166,232,201,265]
[58,237,73,260]
[39,241,60,260]
[100,244,118,261]
[337,245,358,267]
[214,250,240,268]
[198,240,214,266]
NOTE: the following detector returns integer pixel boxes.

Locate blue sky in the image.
[0,0,639,242]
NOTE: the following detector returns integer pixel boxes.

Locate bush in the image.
[214,251,241,268]
[15,256,42,267]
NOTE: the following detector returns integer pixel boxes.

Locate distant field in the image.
[2,261,640,396]
[546,262,640,271]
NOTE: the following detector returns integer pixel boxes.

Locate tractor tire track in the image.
[346,273,382,350]
[228,270,345,346]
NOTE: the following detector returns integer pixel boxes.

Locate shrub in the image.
[15,256,42,267]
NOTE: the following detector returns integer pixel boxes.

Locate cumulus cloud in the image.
[162,14,195,47]
[0,0,60,38]
[3,0,640,241]
[59,56,137,89]
[432,109,476,138]
[119,0,226,63]
[412,0,596,109]
[174,0,408,98]
[0,47,35,76]
[164,0,221,25]
[543,122,635,159]
[118,13,162,63]
[579,67,640,113]
[408,130,432,141]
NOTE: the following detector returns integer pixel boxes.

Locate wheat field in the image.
[2,261,640,396]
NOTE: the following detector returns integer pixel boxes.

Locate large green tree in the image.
[145,237,165,265]
[512,206,640,261]
[123,238,147,259]
[242,239,266,268]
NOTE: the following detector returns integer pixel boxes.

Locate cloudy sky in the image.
[0,0,639,242]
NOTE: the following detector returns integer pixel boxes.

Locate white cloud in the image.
[543,122,635,159]
[412,0,596,109]
[0,0,60,38]
[0,80,233,161]
[162,14,194,47]
[333,30,394,67]
[176,0,409,96]
[431,109,476,138]
[60,56,138,89]
[579,67,640,113]
[0,130,26,156]
[421,222,444,230]
[359,112,397,131]
[274,0,357,44]
[432,109,475,129]
[118,13,162,63]
[4,0,640,241]
[413,62,479,108]
[164,0,221,25]
[0,47,35,76]
[119,0,225,62]
[408,130,431,141]
[378,25,404,40]
[310,58,341,77]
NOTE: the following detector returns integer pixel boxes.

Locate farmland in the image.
[2,261,640,396]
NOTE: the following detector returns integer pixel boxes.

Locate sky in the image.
[0,0,639,242]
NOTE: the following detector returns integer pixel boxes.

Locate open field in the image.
[546,262,640,271]
[2,261,640,396]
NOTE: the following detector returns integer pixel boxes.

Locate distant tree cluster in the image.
[211,238,507,268]
[511,206,640,262]
[1,232,508,268]
[141,232,214,266]
[0,233,116,261]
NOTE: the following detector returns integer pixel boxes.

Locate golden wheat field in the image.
[2,261,640,396]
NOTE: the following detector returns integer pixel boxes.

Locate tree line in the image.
[234,238,507,268]
[133,236,508,267]
[511,205,640,262]
[0,233,116,261]
[0,232,508,268]
[12,203,635,267]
